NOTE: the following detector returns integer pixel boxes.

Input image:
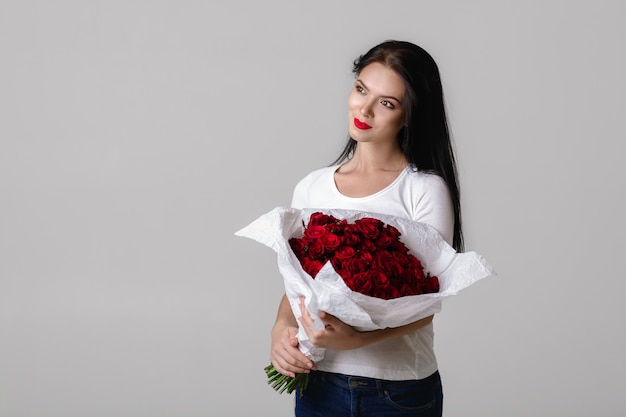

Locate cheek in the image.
[383,113,406,132]
[347,93,360,111]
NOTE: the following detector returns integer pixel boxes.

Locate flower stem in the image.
[264,364,309,397]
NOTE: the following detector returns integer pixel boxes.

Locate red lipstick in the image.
[354,118,372,130]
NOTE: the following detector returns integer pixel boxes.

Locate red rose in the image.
[334,246,356,260]
[289,238,306,259]
[391,240,409,253]
[373,253,405,282]
[392,251,409,265]
[304,225,328,239]
[327,219,348,235]
[320,232,341,252]
[384,224,401,239]
[384,285,401,300]
[368,270,390,289]
[331,258,347,277]
[308,212,332,226]
[399,283,415,297]
[343,232,361,247]
[356,251,373,263]
[407,253,423,269]
[350,272,373,295]
[360,239,377,253]
[373,249,394,270]
[307,239,325,259]
[340,257,368,275]
[376,233,394,248]
[354,217,383,239]
[302,259,324,277]
[405,263,426,281]
[370,287,385,299]
[424,274,440,293]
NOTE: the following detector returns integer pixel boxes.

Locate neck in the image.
[346,144,407,172]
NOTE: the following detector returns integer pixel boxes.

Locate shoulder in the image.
[293,166,337,195]
[295,166,337,187]
[291,165,338,209]
[403,168,451,199]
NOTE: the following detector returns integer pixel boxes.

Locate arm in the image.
[270,294,316,377]
[298,299,433,350]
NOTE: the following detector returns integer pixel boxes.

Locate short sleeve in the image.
[412,174,455,246]
[290,176,309,209]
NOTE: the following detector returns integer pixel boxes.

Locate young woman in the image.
[270,40,463,417]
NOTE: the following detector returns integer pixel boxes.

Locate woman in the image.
[270,40,463,417]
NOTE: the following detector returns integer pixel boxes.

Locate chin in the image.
[348,127,365,141]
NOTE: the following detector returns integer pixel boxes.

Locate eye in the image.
[355,85,366,94]
[380,100,395,109]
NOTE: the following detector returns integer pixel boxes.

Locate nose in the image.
[360,98,375,118]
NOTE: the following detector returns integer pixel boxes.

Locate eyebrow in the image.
[356,79,403,104]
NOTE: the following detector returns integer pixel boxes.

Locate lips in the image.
[354,118,372,130]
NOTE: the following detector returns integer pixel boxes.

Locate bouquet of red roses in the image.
[236,207,494,395]
[290,212,440,299]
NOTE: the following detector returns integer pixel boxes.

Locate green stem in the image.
[263,363,310,397]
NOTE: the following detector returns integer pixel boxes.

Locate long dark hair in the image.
[333,40,464,251]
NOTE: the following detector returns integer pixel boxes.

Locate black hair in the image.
[333,40,464,251]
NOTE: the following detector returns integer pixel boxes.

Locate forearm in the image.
[302,308,435,351]
[357,315,434,347]
[273,294,297,335]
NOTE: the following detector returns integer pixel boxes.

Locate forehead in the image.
[358,62,405,99]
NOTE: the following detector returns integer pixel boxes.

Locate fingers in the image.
[270,326,316,377]
[298,298,315,337]
[270,348,311,377]
[287,327,299,346]
[271,348,315,377]
[296,297,357,352]
[318,311,339,328]
[301,305,334,331]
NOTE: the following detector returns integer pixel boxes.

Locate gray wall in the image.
[1,1,624,416]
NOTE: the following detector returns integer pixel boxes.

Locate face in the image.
[348,62,406,145]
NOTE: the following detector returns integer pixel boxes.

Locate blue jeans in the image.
[295,370,443,417]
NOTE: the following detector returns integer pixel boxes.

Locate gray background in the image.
[1,1,625,416]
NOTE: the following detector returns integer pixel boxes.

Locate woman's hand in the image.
[270,295,316,378]
[298,297,364,350]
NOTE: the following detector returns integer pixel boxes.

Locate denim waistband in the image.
[312,370,440,393]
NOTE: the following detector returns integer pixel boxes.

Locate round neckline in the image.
[331,165,410,200]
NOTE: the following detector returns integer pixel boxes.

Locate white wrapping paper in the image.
[235,206,495,362]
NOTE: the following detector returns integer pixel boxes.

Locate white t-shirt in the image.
[291,165,454,381]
